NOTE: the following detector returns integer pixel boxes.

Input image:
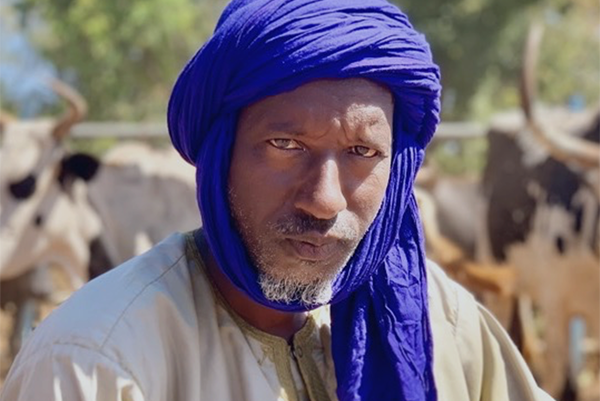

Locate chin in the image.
[258,268,336,306]
[275,253,347,281]
[255,253,349,306]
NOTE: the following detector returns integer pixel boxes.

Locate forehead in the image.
[239,78,394,128]
[1,120,55,180]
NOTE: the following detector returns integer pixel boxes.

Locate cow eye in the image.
[8,174,36,200]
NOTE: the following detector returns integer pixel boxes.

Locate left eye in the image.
[350,146,379,158]
[268,138,303,150]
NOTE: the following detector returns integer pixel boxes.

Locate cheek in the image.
[349,161,391,225]
[228,150,290,231]
[228,158,259,225]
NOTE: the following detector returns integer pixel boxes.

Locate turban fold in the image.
[168,1,441,399]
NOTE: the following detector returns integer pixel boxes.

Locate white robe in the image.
[0,232,553,401]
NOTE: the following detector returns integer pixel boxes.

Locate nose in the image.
[294,157,348,220]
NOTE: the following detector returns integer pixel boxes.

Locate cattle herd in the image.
[0,23,598,400]
[416,23,600,400]
[0,79,201,362]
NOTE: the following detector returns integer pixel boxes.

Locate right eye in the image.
[9,174,36,200]
[267,138,304,151]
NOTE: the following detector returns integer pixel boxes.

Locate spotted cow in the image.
[0,80,200,356]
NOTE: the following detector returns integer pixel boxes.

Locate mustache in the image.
[273,212,359,240]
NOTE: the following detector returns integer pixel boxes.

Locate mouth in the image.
[284,235,342,262]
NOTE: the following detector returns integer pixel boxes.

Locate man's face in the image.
[229,79,393,305]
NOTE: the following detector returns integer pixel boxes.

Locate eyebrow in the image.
[265,122,306,136]
[263,117,392,147]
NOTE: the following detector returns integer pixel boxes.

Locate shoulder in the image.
[425,259,477,329]
[425,260,553,401]
[425,259,483,371]
[1,342,145,401]
[9,232,200,382]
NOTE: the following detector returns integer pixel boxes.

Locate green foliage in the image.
[395,0,599,174]
[536,0,599,107]
[470,0,599,120]
[394,0,539,119]
[427,138,488,176]
[14,0,228,120]
[10,0,598,124]
[68,137,172,158]
[7,0,598,181]
[393,0,599,121]
[68,137,119,158]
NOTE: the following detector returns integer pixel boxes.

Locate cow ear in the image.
[59,153,100,183]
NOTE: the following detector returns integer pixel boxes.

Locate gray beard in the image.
[228,188,358,307]
[258,271,335,307]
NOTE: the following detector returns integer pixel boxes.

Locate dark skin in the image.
[203,79,394,341]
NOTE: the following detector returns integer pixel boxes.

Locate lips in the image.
[285,236,341,261]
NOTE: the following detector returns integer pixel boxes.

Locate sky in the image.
[0,1,59,117]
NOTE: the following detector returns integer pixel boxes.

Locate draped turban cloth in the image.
[168,0,441,399]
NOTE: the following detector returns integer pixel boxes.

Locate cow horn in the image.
[520,21,600,169]
[49,78,88,141]
[520,22,543,122]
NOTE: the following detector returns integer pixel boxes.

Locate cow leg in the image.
[2,266,53,359]
[540,300,571,398]
[507,295,546,382]
[558,372,577,401]
[9,297,38,358]
[88,237,114,279]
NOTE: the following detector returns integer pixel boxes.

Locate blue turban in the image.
[168,0,441,399]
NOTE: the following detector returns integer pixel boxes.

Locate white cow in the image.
[0,80,200,290]
[84,142,200,277]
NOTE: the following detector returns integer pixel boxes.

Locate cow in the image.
[416,22,599,399]
[415,181,517,297]
[0,79,200,357]
[480,22,599,399]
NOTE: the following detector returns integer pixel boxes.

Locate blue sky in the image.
[0,1,59,117]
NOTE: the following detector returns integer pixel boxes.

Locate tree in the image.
[5,0,598,122]
[393,0,599,120]
[9,0,228,120]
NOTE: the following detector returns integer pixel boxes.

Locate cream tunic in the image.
[0,232,553,401]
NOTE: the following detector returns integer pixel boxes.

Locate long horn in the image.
[49,78,88,141]
[520,21,600,169]
[520,22,543,122]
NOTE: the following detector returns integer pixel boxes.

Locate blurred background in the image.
[0,0,598,399]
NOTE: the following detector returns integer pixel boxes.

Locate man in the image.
[1,0,553,400]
